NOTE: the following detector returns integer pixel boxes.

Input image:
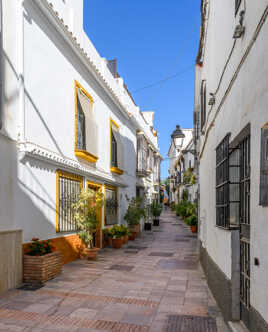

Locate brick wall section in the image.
[23,252,63,284]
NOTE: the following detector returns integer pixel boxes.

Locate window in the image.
[77,98,86,150]
[111,131,118,167]
[110,119,124,175]
[75,81,98,163]
[105,185,118,225]
[200,80,207,131]
[216,134,230,228]
[56,170,83,232]
[235,0,242,15]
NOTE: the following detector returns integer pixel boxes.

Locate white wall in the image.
[197,0,268,322]
[7,0,160,244]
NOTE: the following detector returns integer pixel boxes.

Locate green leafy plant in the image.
[150,201,162,218]
[119,224,130,236]
[109,225,122,239]
[186,214,198,226]
[183,168,193,184]
[72,189,104,249]
[182,189,189,201]
[26,238,56,256]
[190,174,196,185]
[124,197,145,227]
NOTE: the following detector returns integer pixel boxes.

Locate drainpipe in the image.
[18,0,25,142]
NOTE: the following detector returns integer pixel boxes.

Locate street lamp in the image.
[171,125,185,150]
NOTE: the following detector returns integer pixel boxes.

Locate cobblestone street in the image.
[0,211,228,332]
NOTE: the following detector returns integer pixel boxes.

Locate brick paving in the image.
[0,210,229,332]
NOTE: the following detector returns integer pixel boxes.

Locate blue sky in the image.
[84,1,201,179]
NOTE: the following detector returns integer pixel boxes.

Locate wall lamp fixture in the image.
[208,93,216,106]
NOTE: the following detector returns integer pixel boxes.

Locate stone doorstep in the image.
[228,321,250,332]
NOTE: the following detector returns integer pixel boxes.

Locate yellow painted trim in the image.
[110,118,124,175]
[56,170,84,233]
[74,80,97,163]
[110,117,120,130]
[75,150,98,163]
[104,184,118,226]
[261,122,268,129]
[110,167,124,175]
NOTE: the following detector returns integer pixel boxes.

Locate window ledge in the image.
[110,167,124,175]
[215,225,240,231]
[75,149,98,163]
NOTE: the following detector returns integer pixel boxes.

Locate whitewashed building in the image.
[0,0,161,292]
[168,127,196,204]
[194,0,268,331]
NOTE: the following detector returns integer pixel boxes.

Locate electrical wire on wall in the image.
[199,3,268,159]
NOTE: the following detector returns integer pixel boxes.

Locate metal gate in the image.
[239,135,251,327]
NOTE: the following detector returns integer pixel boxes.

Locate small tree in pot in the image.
[150,201,162,226]
[124,197,145,238]
[72,189,104,259]
[186,214,198,233]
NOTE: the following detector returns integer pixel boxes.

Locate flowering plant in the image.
[27,238,56,256]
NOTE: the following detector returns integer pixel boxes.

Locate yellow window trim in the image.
[74,80,97,163]
[75,149,98,163]
[110,118,124,175]
[104,184,118,226]
[56,170,84,233]
[110,167,124,175]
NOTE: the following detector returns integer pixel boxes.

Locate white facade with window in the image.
[194,0,268,330]
[0,0,160,292]
[168,129,194,204]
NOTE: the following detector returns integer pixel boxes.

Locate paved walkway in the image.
[0,210,228,332]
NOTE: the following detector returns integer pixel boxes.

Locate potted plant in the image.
[110,225,123,249]
[24,237,62,285]
[119,224,130,244]
[72,189,104,259]
[187,215,198,233]
[150,201,162,226]
[124,197,145,238]
[103,228,113,247]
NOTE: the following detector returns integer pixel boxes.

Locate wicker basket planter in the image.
[23,251,63,285]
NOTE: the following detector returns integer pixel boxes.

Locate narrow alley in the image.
[0,211,228,332]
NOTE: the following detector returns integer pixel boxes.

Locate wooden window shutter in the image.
[260,124,268,206]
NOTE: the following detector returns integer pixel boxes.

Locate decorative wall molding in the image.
[18,142,128,187]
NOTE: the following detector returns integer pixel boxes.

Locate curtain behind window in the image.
[77,88,98,158]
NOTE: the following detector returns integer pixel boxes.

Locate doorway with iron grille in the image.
[229,127,251,328]
[239,134,251,328]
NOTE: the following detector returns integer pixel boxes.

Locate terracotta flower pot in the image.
[129,232,137,241]
[191,225,197,233]
[122,235,129,244]
[112,238,123,249]
[84,247,99,259]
